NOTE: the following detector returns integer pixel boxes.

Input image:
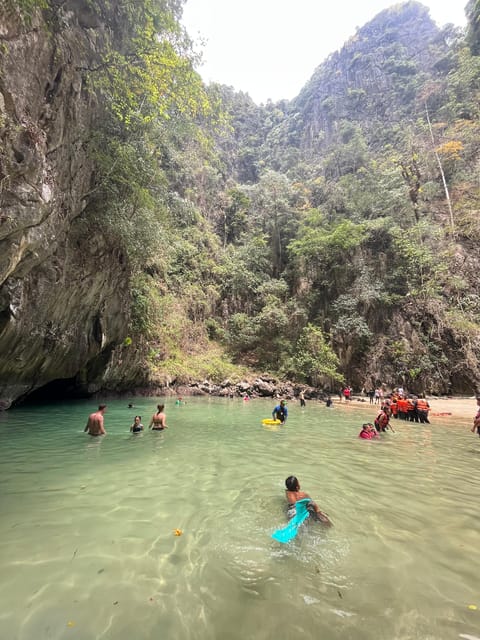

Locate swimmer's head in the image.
[98,404,107,412]
[157,404,165,412]
[134,415,141,422]
[285,476,300,491]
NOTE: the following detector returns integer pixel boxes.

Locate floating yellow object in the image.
[468,605,478,610]
[173,528,183,536]
[262,419,281,425]
[67,621,76,627]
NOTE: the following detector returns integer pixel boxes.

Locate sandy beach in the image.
[330,395,478,428]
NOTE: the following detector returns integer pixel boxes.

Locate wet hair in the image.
[157,404,164,412]
[285,476,299,491]
[98,404,107,411]
[362,423,370,429]
[134,415,141,421]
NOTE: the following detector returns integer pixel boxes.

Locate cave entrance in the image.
[19,377,90,406]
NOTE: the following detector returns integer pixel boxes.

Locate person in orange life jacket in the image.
[471,395,480,437]
[396,397,409,420]
[407,396,419,422]
[390,397,399,419]
[416,397,430,423]
[374,408,390,432]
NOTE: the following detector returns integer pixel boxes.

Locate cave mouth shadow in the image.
[19,377,90,407]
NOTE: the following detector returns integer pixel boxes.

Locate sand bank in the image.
[331,395,478,427]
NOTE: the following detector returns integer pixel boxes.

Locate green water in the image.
[0,397,479,640]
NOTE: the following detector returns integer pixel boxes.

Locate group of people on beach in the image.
[84,404,168,436]
[359,389,430,437]
[360,392,480,441]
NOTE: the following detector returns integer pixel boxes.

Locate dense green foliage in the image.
[20,0,480,392]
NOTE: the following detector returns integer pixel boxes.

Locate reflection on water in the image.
[0,397,479,640]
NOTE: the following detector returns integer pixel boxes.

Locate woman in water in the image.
[285,476,331,525]
[130,416,144,433]
[149,404,168,431]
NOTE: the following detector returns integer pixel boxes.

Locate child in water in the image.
[285,476,332,526]
[130,416,144,433]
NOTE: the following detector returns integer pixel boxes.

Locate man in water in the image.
[272,399,288,424]
[84,404,107,436]
[299,390,306,407]
[471,395,480,437]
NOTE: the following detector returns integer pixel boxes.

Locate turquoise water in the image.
[0,397,479,640]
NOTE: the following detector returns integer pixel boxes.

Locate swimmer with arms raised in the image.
[149,404,168,431]
[84,404,107,436]
[285,475,332,526]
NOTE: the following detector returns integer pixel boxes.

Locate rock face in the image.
[293,2,440,151]
[0,5,130,407]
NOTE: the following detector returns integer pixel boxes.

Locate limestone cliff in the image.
[0,3,130,408]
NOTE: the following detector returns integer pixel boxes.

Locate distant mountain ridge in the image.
[270,2,443,154]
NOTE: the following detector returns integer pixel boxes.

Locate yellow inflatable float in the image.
[262,419,282,425]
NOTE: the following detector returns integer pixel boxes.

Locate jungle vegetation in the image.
[13,0,480,393]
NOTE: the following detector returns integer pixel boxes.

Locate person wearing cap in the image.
[471,395,480,437]
[272,399,288,423]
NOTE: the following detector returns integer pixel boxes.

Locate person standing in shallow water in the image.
[130,416,144,433]
[272,399,288,423]
[149,404,167,431]
[471,395,480,437]
[299,390,306,407]
[84,404,107,436]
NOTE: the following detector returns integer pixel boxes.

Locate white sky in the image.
[182,0,468,104]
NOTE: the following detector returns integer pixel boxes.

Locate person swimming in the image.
[285,476,331,525]
[149,404,167,431]
[130,416,144,433]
